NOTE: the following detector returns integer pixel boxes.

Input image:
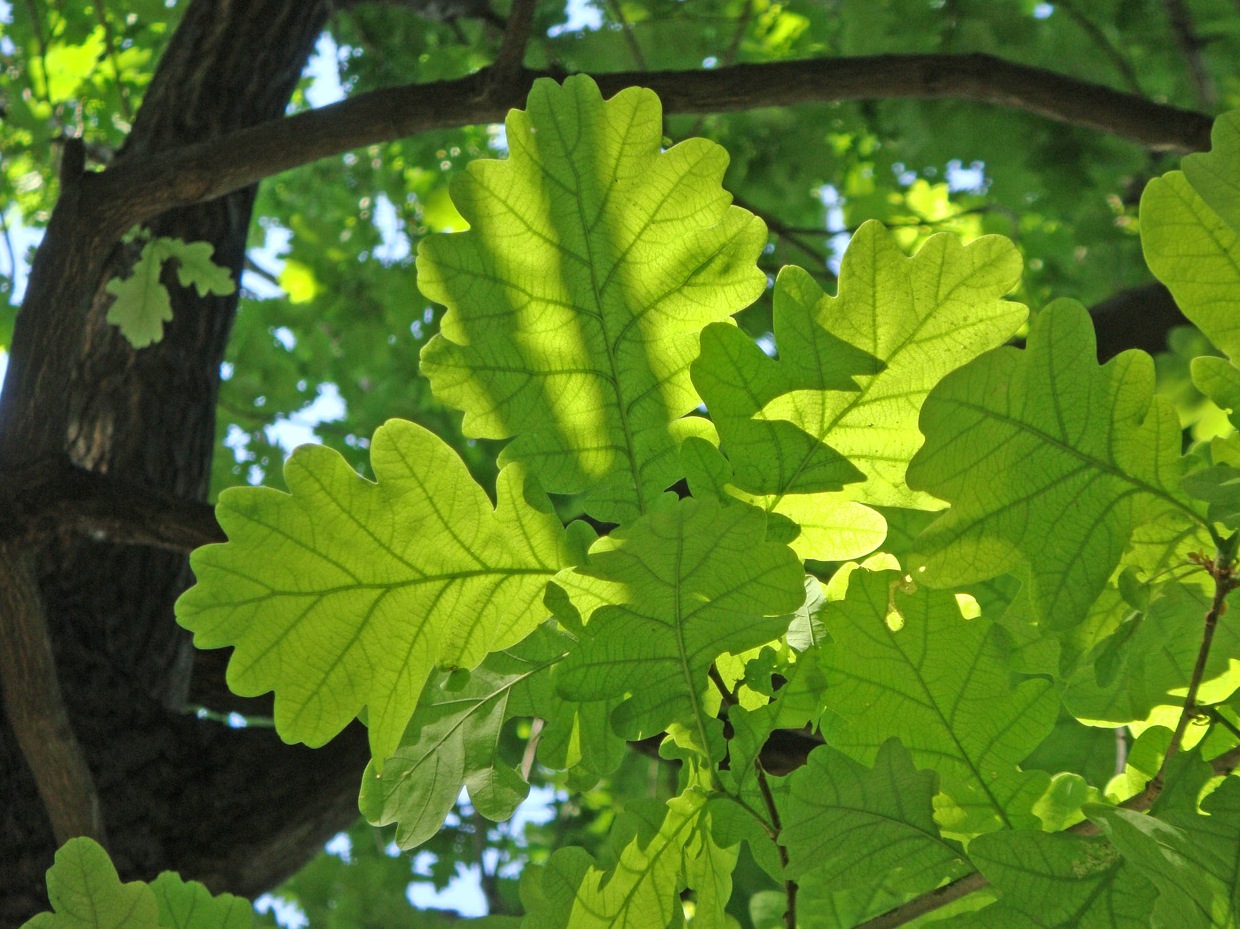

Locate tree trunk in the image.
[0,2,374,923]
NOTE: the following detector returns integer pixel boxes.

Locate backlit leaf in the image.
[817,567,1057,836]
[907,300,1201,630]
[177,418,570,760]
[556,497,804,760]
[419,75,767,522]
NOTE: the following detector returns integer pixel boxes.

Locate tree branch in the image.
[0,459,224,553]
[86,53,1214,239]
[487,0,538,92]
[0,547,107,846]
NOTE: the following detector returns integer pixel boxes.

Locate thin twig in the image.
[731,193,831,268]
[1162,0,1217,109]
[93,0,133,121]
[605,0,648,70]
[489,0,538,93]
[755,760,796,929]
[1148,549,1237,794]
[1056,0,1143,95]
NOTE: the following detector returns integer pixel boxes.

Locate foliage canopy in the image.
[6,1,1240,928]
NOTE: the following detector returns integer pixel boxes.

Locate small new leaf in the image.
[104,236,234,348]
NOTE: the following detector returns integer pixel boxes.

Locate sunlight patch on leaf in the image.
[419,75,767,522]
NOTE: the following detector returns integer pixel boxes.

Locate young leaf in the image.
[104,236,234,349]
[907,300,1201,631]
[817,567,1057,836]
[176,419,571,761]
[419,75,767,522]
[781,740,966,895]
[555,497,805,760]
[105,241,173,349]
[943,831,1157,928]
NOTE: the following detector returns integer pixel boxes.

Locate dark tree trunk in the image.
[0,2,372,923]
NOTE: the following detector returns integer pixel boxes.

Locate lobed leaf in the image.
[21,839,250,929]
[817,567,1057,836]
[555,497,805,760]
[176,418,570,761]
[419,75,767,522]
[520,788,735,929]
[907,300,1200,630]
[781,740,965,895]
[941,832,1156,928]
[757,222,1026,511]
[1089,775,1240,929]
[360,622,625,849]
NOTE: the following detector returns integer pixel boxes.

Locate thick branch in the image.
[87,53,1214,236]
[0,460,223,552]
[0,548,107,846]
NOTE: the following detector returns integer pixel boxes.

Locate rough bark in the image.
[0,1,371,923]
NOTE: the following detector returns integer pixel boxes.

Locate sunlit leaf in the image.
[907,300,1201,630]
[177,418,571,760]
[555,497,803,760]
[419,75,767,521]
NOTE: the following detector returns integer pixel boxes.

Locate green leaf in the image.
[907,300,1200,630]
[1088,775,1240,929]
[360,622,625,849]
[817,567,1057,837]
[22,839,252,929]
[165,238,236,297]
[942,831,1156,928]
[105,240,173,349]
[419,75,767,522]
[1190,356,1240,430]
[1142,115,1240,359]
[555,497,805,760]
[1063,583,1240,724]
[176,418,570,760]
[21,838,161,929]
[758,222,1026,511]
[781,740,965,895]
[149,873,253,929]
[1181,110,1240,237]
[104,236,234,348]
[521,788,735,929]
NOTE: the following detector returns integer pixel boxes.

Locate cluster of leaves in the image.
[25,72,1240,928]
